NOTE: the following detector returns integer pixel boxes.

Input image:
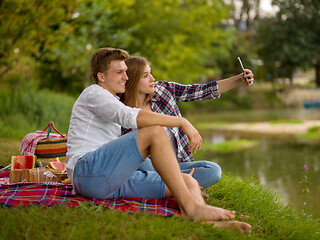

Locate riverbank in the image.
[198,120,320,135]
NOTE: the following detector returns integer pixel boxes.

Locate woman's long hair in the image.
[120,56,155,108]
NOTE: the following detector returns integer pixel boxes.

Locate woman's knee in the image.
[202,161,222,187]
[207,162,222,178]
[188,161,221,188]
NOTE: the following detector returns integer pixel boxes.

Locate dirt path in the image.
[205,120,320,135]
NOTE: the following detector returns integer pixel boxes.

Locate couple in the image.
[66,47,254,233]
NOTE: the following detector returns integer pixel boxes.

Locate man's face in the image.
[99,60,128,95]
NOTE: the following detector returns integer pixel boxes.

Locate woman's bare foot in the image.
[182,203,236,221]
[212,221,252,235]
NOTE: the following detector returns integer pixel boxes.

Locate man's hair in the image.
[90,47,129,83]
[119,56,154,107]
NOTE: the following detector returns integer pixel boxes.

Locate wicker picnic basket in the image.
[34,121,67,163]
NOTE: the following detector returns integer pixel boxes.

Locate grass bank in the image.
[0,138,320,239]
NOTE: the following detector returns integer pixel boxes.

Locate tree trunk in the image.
[289,68,293,86]
[315,64,320,88]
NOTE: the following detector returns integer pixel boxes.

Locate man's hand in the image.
[180,118,202,153]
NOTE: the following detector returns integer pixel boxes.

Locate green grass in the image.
[198,139,258,154]
[0,174,319,239]
[1,138,320,239]
[0,204,248,240]
[0,138,21,167]
[296,126,320,143]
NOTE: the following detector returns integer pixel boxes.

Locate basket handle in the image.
[43,121,66,139]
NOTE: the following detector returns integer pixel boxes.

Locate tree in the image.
[36,0,234,93]
[0,0,78,79]
[215,0,262,79]
[256,0,320,87]
[1,0,234,93]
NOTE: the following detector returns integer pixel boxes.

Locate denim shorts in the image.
[73,130,165,200]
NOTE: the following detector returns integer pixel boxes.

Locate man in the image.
[66,47,251,231]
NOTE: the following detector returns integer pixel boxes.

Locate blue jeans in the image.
[139,158,221,189]
[73,130,165,200]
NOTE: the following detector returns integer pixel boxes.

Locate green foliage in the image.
[0,86,75,140]
[195,139,258,157]
[0,0,78,75]
[308,126,320,133]
[256,0,320,85]
[1,0,234,93]
[296,126,320,143]
[109,0,233,84]
[270,120,303,124]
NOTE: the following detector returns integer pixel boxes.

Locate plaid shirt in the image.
[122,80,220,162]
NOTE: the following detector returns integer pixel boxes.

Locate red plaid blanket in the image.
[0,181,180,216]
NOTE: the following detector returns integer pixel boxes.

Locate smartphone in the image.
[237,57,252,85]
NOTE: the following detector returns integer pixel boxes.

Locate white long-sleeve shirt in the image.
[66,84,141,183]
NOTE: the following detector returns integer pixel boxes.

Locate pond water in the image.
[186,108,320,217]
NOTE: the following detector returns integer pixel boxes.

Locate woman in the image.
[120,56,254,189]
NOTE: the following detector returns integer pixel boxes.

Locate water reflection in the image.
[197,128,320,217]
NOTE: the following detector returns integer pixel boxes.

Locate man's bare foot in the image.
[239,214,250,221]
[182,204,236,221]
[212,221,252,235]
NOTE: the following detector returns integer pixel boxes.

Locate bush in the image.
[0,87,75,139]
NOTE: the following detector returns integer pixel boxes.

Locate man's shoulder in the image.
[83,84,100,92]
[80,84,113,98]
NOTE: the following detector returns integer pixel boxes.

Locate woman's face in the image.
[137,64,155,95]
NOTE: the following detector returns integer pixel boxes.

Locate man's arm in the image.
[136,110,202,153]
[217,69,254,94]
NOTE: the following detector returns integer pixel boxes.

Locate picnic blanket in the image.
[0,179,180,216]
